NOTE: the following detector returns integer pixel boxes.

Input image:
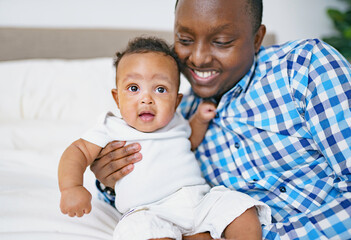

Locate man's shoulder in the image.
[257,39,333,63]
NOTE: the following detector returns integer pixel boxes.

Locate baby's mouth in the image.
[139,112,155,122]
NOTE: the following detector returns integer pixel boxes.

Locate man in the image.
[92,0,351,239]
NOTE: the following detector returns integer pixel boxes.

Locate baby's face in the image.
[112,52,182,132]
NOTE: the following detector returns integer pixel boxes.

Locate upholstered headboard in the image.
[0,27,173,61]
[0,27,276,61]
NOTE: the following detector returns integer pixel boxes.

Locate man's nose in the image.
[189,42,212,67]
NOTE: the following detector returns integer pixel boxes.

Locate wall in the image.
[263,0,346,43]
[0,0,346,44]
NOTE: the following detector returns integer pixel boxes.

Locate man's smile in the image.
[189,68,220,85]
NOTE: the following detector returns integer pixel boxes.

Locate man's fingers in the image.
[91,151,142,176]
[91,143,141,173]
[102,152,141,178]
[98,143,141,162]
[105,164,135,185]
[90,152,142,187]
[97,141,126,159]
[108,152,142,171]
[91,142,142,188]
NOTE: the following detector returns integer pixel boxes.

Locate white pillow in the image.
[0,58,117,123]
[0,58,191,123]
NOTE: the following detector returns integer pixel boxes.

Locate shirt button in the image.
[234,142,240,149]
[279,186,287,193]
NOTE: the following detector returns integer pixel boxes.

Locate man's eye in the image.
[128,85,139,92]
[213,40,234,47]
[156,87,166,93]
[179,38,193,45]
[176,34,193,45]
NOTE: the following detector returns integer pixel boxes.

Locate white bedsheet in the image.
[0,58,122,240]
[0,121,120,240]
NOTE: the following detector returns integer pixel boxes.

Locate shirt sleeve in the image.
[293,39,351,191]
[95,180,116,207]
[81,113,113,148]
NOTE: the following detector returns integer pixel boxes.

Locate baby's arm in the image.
[58,139,102,217]
[189,101,217,151]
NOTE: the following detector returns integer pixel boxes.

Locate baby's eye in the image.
[128,85,139,92]
[156,87,167,93]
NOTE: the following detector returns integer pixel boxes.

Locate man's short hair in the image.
[175,0,263,33]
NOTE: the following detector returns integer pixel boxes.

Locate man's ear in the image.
[111,88,120,108]
[175,93,183,109]
[254,24,266,54]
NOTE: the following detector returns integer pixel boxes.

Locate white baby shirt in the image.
[82,111,206,213]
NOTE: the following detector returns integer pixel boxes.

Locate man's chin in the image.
[193,87,220,100]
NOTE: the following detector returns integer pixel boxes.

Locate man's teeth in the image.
[194,70,217,78]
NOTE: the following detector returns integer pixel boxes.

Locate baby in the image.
[58,36,271,240]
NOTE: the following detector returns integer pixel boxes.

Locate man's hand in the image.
[90,141,142,188]
[60,186,92,217]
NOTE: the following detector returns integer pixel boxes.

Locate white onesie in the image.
[82,111,206,213]
[82,111,271,240]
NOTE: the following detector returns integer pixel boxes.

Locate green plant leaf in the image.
[338,48,351,61]
[344,27,351,39]
[324,1,351,62]
[323,36,345,47]
[346,10,351,23]
[327,8,344,22]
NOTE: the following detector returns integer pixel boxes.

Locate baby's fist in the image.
[197,101,217,123]
[60,186,92,217]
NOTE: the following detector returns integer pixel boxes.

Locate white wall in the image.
[0,0,346,44]
[263,0,346,43]
[0,0,176,30]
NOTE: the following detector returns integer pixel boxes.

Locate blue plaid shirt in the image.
[179,39,351,239]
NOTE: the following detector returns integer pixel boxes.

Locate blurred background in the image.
[0,0,347,45]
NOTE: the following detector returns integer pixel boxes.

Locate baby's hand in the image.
[60,186,92,217]
[196,101,217,123]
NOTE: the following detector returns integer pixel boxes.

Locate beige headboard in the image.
[0,27,174,61]
[0,27,276,61]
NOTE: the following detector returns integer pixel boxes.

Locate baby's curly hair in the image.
[114,36,182,74]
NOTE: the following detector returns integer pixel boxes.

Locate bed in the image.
[0,27,276,239]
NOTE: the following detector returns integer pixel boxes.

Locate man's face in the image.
[174,0,264,100]
[112,52,182,133]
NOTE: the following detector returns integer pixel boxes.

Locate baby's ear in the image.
[111,89,120,108]
[175,93,183,109]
